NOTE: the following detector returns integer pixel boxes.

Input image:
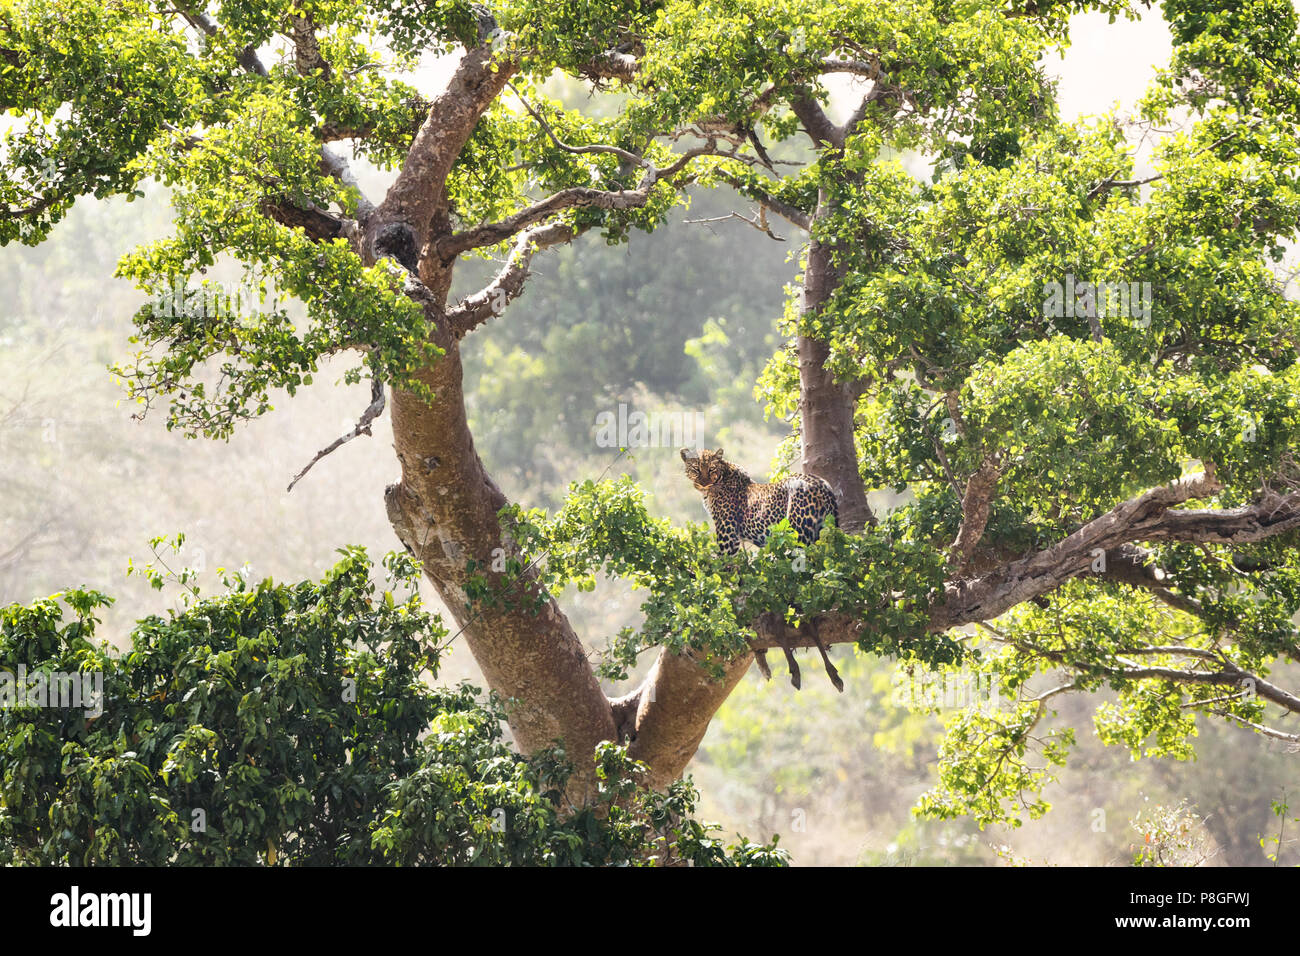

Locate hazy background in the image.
[2,8,1296,865]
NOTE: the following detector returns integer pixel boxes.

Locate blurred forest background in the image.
[1,8,1295,865]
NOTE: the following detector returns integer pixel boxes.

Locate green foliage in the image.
[112,87,441,438]
[910,576,1296,828]
[631,0,1058,155]
[0,546,785,865]
[0,0,202,245]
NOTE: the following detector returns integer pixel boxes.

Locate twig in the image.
[286,378,386,492]
[682,208,785,241]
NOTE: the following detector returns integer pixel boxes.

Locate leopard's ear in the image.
[680,447,698,462]
[713,447,724,459]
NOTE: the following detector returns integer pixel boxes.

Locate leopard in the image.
[680,447,845,692]
[679,447,838,554]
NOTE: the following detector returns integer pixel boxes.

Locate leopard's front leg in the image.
[713,520,741,555]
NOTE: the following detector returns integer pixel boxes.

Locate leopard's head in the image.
[680,447,727,490]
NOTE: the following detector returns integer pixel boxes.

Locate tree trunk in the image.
[383,331,619,800]
[619,649,754,790]
[798,193,871,531]
[382,323,753,797]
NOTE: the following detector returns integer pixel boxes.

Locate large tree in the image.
[3,0,1300,819]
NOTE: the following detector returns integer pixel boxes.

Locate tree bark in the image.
[383,331,619,800]
[798,192,872,531]
[382,309,748,798]
[362,45,624,799]
[618,650,755,790]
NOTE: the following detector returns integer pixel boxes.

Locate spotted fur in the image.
[680,447,838,554]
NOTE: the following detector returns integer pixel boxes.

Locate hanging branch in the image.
[286,377,386,492]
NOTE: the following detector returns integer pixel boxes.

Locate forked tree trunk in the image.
[370,49,872,801]
[378,219,870,798]
[382,321,756,795]
[383,330,620,799]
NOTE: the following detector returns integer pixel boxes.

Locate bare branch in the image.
[1087,127,1256,199]
[985,630,1300,716]
[715,170,813,231]
[509,83,650,171]
[286,378,385,492]
[444,220,578,335]
[683,207,786,241]
[1025,679,1083,704]
[1087,171,1163,199]
[1213,711,1300,745]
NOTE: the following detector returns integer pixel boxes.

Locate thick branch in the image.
[383,299,617,800]
[368,44,517,259]
[433,184,648,261]
[752,470,1300,658]
[616,650,755,790]
[932,468,1230,627]
[0,193,58,220]
[798,189,873,531]
[817,56,883,78]
[288,13,331,79]
[1091,544,1205,617]
[790,92,843,150]
[258,197,350,242]
[320,146,375,225]
[444,220,578,335]
[176,4,268,77]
